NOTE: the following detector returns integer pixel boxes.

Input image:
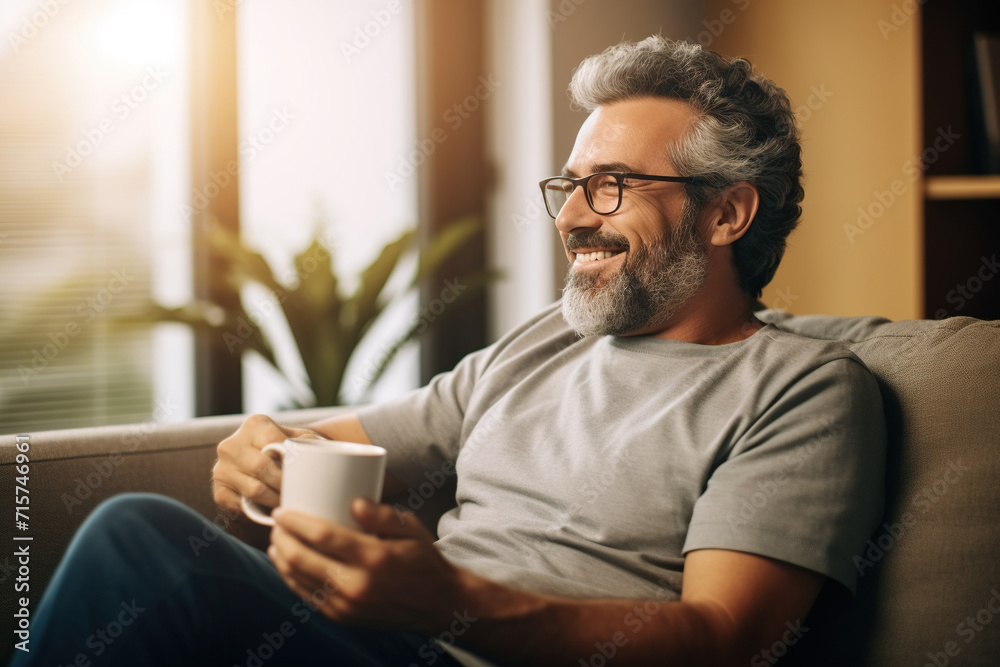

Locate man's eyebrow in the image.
[561,161,634,177]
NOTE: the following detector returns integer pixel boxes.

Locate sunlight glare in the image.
[90,0,180,67]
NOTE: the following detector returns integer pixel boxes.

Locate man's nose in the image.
[554,185,603,235]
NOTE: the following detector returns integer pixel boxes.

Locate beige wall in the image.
[706,0,923,319]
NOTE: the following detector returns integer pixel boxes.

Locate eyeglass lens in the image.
[543,173,621,216]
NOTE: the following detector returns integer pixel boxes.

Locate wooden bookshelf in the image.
[925,175,1000,200]
[921,1,1000,321]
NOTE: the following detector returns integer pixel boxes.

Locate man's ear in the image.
[706,182,759,247]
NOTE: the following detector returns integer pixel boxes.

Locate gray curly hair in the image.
[568,36,804,298]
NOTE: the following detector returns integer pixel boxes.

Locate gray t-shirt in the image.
[357,302,886,602]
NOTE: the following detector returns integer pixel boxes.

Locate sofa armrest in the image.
[0,407,343,659]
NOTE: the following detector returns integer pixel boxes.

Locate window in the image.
[0,0,420,434]
[0,0,189,432]
[236,0,419,410]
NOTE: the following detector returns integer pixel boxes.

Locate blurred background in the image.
[1,0,997,435]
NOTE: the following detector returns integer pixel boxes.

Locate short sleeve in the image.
[682,357,887,593]
[355,302,564,489]
[355,342,495,488]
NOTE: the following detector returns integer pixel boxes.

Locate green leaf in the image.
[344,229,414,349]
[126,214,496,408]
[283,236,341,384]
[134,300,280,371]
[413,216,481,285]
[353,267,500,400]
[207,224,283,292]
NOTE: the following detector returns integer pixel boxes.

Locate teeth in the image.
[575,250,620,263]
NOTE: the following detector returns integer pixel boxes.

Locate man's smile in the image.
[572,248,626,269]
[566,232,630,270]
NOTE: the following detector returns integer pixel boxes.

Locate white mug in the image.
[240,437,387,528]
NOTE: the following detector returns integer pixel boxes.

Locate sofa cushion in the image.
[757,311,1000,666]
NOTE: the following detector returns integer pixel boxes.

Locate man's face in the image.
[557,97,710,337]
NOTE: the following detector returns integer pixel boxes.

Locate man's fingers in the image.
[218,437,284,493]
[268,543,332,597]
[352,499,433,541]
[214,464,281,509]
[237,413,296,447]
[272,509,370,563]
[270,524,358,591]
[269,554,356,623]
[247,448,284,493]
[212,480,244,515]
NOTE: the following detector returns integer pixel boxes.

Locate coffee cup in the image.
[240,437,387,528]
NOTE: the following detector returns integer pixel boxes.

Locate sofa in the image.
[1,311,998,665]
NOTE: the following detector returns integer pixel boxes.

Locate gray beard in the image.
[561,207,708,337]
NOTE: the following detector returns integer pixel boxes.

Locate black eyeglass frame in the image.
[538,171,698,218]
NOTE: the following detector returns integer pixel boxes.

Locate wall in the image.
[489,0,921,328]
[705,0,922,319]
[485,0,557,339]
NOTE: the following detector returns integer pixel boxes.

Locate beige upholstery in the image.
[0,408,340,662]
[1,314,998,665]
[755,312,1000,666]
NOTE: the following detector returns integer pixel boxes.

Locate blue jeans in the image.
[8,493,464,667]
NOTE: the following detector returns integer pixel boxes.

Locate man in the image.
[13,37,884,666]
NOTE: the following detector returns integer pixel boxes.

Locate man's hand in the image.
[212,414,324,515]
[266,498,826,666]
[268,499,480,633]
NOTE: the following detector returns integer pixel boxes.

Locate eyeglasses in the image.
[538,171,696,218]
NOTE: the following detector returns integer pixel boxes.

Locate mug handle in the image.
[240,442,287,526]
